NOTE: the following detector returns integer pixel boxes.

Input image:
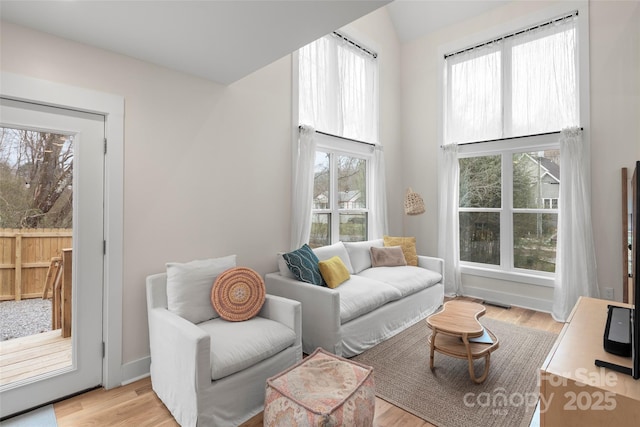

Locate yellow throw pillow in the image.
[318,256,351,289]
[383,235,418,266]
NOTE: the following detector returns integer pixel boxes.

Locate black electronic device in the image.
[596,160,640,379]
[603,305,631,357]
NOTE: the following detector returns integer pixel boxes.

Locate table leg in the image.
[429,329,437,370]
[463,334,491,384]
[472,353,491,384]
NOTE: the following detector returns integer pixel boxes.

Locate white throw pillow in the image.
[276,252,296,279]
[343,239,384,273]
[312,242,354,274]
[166,255,237,324]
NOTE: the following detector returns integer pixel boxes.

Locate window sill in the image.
[460,264,555,288]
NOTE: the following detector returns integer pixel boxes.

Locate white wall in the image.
[0,7,402,382]
[401,0,640,309]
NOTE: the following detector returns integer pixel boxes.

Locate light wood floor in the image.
[46,298,563,426]
[0,329,71,386]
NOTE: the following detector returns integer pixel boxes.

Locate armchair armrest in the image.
[146,276,210,425]
[148,307,211,391]
[259,294,302,348]
[265,273,341,355]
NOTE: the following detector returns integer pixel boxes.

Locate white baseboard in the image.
[120,356,150,386]
[462,286,553,313]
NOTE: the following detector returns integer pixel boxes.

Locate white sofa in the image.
[265,239,444,357]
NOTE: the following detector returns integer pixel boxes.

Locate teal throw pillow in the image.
[282,244,325,286]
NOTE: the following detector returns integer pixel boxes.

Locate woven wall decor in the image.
[211,267,266,322]
[404,187,425,215]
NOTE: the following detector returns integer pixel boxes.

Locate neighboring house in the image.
[313,191,364,210]
[520,153,561,209]
[539,156,560,208]
[338,190,364,210]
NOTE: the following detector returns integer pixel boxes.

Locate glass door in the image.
[0,98,104,417]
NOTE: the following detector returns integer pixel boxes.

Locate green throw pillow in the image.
[282,244,325,286]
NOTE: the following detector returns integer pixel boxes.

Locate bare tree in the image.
[0,128,73,228]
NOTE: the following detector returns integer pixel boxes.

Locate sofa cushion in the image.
[335,275,402,324]
[318,256,351,289]
[383,236,418,266]
[283,244,325,286]
[199,316,297,380]
[343,239,384,274]
[370,246,407,267]
[358,266,442,298]
[166,255,237,324]
[313,242,354,274]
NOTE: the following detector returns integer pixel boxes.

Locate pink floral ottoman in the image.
[264,347,375,426]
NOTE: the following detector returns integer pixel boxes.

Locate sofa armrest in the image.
[418,255,445,280]
[259,294,302,348]
[265,272,341,355]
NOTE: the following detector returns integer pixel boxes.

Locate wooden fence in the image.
[0,228,72,301]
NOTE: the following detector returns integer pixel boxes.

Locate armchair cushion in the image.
[166,255,236,324]
[198,316,297,380]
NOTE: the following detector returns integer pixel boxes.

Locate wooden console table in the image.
[540,297,640,426]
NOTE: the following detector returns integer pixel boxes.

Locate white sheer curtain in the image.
[552,127,599,322]
[510,19,578,136]
[445,44,502,144]
[370,144,388,238]
[290,125,316,250]
[445,15,578,142]
[438,143,461,295]
[298,33,378,143]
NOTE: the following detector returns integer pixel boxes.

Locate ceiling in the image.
[0,0,509,85]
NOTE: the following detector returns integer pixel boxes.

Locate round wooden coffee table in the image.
[426,300,499,383]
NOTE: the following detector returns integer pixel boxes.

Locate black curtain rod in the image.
[444,11,578,59]
[298,126,376,147]
[442,128,583,148]
[332,32,378,59]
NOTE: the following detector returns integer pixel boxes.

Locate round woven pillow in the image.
[211,267,266,322]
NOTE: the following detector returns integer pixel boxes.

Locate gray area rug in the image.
[352,317,558,427]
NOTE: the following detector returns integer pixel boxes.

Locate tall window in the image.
[445,13,578,276]
[299,32,379,247]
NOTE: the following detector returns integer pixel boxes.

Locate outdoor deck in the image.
[0,330,72,386]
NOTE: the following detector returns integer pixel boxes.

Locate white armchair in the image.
[146,273,302,427]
